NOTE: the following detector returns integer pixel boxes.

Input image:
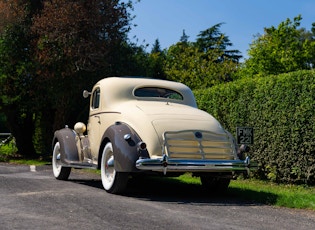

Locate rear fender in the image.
[52,127,79,164]
[101,122,149,172]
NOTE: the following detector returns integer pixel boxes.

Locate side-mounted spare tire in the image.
[52,142,71,180]
[101,142,129,194]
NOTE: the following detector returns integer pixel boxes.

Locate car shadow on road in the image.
[124,176,277,206]
[69,174,277,206]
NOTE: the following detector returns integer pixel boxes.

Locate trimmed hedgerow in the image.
[194,70,315,185]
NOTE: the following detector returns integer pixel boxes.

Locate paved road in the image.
[1,163,315,230]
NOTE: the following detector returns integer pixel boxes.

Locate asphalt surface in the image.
[1,162,315,230]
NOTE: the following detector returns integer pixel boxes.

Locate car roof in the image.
[94,76,197,107]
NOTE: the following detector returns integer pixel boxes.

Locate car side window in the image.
[134,87,183,100]
[91,88,100,109]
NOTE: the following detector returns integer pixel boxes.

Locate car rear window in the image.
[134,87,183,100]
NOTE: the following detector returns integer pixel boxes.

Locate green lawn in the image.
[174,174,315,211]
[230,179,315,210]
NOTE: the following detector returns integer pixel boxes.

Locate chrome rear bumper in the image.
[136,155,257,175]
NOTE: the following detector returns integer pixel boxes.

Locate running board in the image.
[63,160,98,169]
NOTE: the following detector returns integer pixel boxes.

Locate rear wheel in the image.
[52,142,71,180]
[200,176,230,192]
[101,142,129,194]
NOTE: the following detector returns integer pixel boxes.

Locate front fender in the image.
[102,122,149,172]
[52,127,79,164]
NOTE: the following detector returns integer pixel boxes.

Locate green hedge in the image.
[194,70,315,185]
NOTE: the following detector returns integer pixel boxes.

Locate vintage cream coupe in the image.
[52,77,254,194]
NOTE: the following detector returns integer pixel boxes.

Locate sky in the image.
[128,0,315,59]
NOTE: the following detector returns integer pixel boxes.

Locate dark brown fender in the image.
[101,122,149,172]
[52,128,79,164]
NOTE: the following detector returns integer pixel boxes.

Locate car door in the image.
[87,87,102,161]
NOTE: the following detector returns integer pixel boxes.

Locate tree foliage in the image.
[195,23,242,63]
[0,0,134,158]
[179,29,189,43]
[240,15,315,77]
[164,24,241,89]
[148,39,166,79]
[0,0,40,158]
[32,0,132,74]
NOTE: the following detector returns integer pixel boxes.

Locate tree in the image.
[106,40,151,76]
[240,15,315,77]
[195,23,242,63]
[164,24,241,89]
[0,0,134,158]
[148,39,166,79]
[151,38,162,53]
[0,1,41,158]
[31,0,133,131]
[179,29,189,43]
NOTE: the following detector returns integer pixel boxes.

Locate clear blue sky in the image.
[129,0,315,59]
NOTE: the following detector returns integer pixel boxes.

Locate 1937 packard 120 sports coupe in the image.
[52,77,255,194]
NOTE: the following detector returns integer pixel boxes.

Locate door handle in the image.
[94,115,101,124]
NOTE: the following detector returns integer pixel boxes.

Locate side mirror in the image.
[83,90,91,98]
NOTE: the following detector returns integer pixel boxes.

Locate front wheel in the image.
[101,142,129,194]
[52,142,71,180]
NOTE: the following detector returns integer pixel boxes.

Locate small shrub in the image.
[0,138,18,161]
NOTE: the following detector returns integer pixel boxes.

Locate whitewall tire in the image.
[52,142,71,180]
[101,142,128,194]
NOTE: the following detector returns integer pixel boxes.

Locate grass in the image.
[6,159,50,166]
[230,178,315,210]
[174,173,315,211]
